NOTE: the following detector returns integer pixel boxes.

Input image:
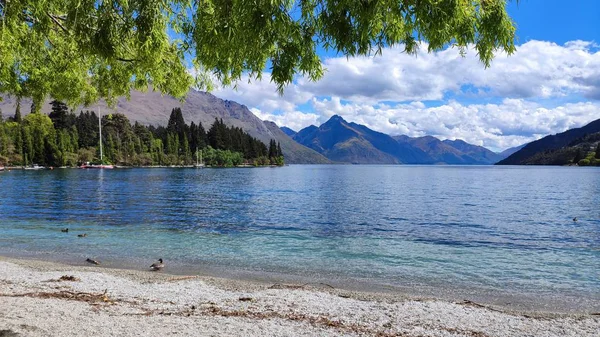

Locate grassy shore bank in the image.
[0,257,598,337]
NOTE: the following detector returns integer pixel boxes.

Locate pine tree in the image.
[167,108,187,144]
[189,122,198,152]
[75,111,99,148]
[208,118,226,149]
[277,142,282,157]
[245,135,255,159]
[14,100,22,123]
[49,100,72,130]
[197,122,207,149]
[219,118,231,150]
[268,139,276,158]
[181,134,190,163]
[596,143,600,159]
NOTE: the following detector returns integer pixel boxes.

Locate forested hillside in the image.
[0,102,283,167]
[497,118,600,165]
[514,132,600,166]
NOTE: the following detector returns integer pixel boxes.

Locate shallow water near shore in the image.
[0,165,599,312]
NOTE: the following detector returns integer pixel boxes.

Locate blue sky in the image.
[507,0,599,44]
[213,0,600,151]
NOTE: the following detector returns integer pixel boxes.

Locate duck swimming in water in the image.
[573,217,578,222]
[86,258,100,265]
[77,233,87,237]
[61,228,69,233]
[150,258,164,271]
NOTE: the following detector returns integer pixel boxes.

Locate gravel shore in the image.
[0,257,598,337]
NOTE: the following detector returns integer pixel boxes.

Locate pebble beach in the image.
[1,257,598,337]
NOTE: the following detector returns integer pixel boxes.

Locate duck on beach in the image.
[150,258,164,271]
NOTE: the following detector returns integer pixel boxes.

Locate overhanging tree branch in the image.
[46,12,69,34]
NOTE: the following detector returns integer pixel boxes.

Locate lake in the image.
[0,165,598,312]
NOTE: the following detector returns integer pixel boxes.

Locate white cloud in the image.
[213,40,600,108]
[210,40,600,151]
[310,98,600,151]
[303,40,600,102]
[214,76,311,114]
[249,108,320,132]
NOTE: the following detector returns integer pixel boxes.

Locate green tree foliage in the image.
[0,0,517,106]
[207,118,267,160]
[189,121,207,153]
[0,120,7,164]
[0,100,281,167]
[75,111,99,148]
[77,147,95,163]
[268,139,277,159]
[596,143,600,159]
[49,100,75,130]
[12,101,22,123]
[573,149,584,164]
[267,139,284,166]
[578,158,591,166]
[0,121,22,164]
[101,113,135,164]
[22,113,57,164]
[167,108,187,142]
[201,147,244,167]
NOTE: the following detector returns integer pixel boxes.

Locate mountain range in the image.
[1,91,528,165]
[289,115,511,165]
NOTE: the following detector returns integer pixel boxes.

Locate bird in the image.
[77,233,87,237]
[149,258,165,271]
[86,258,100,265]
[61,228,69,233]
[573,217,578,222]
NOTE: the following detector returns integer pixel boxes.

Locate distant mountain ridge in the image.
[499,144,526,158]
[292,116,402,163]
[280,126,297,137]
[290,115,507,165]
[497,118,600,165]
[442,139,504,164]
[0,90,330,164]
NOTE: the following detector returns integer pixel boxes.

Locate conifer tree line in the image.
[0,103,284,167]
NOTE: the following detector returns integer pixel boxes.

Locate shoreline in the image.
[2,252,599,316]
[0,256,598,337]
[1,164,283,170]
[3,254,600,315]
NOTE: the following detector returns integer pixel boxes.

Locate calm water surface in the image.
[0,166,598,311]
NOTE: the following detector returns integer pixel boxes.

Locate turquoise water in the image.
[0,166,599,311]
